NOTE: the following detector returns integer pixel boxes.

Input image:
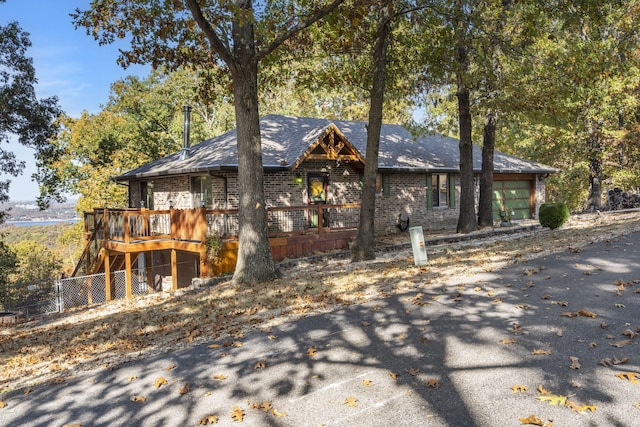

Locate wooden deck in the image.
[74,204,361,297]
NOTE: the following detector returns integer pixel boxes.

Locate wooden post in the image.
[146,252,153,293]
[125,252,132,298]
[105,252,112,301]
[171,248,178,291]
[124,211,130,244]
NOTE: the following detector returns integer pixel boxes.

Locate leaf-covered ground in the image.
[2,211,640,392]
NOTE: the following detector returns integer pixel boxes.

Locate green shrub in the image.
[538,202,570,229]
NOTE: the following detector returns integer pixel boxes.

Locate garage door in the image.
[492,180,532,221]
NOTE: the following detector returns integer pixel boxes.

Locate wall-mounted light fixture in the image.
[294,172,303,184]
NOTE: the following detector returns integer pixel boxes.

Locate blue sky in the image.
[2,0,149,202]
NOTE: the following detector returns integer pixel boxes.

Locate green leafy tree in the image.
[7,240,61,307]
[39,69,235,213]
[0,240,18,310]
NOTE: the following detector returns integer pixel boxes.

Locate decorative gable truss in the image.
[291,124,365,172]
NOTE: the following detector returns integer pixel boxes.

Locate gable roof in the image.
[115,114,558,181]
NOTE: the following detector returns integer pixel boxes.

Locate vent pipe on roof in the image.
[179,105,192,161]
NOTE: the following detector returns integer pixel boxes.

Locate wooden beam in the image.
[146,252,153,293]
[105,252,112,301]
[171,248,178,291]
[125,252,132,298]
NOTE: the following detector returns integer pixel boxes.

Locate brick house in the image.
[73,115,556,296]
[118,114,556,232]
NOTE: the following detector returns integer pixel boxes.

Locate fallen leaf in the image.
[267,335,278,340]
[512,323,522,333]
[577,309,597,318]
[516,304,531,310]
[519,414,544,425]
[362,379,373,387]
[23,388,32,395]
[272,409,287,417]
[198,415,219,425]
[565,400,596,413]
[538,385,552,395]
[569,356,581,369]
[51,377,65,384]
[178,384,190,395]
[600,356,629,367]
[212,374,228,380]
[208,344,221,349]
[361,321,370,327]
[231,406,245,422]
[307,346,317,357]
[501,338,518,344]
[130,395,146,403]
[610,340,632,348]
[165,363,177,371]
[622,329,638,339]
[512,385,528,394]
[254,360,267,370]
[62,424,82,427]
[537,394,567,406]
[154,377,168,388]
[0,401,5,408]
[634,402,640,410]
[407,368,420,376]
[390,372,398,380]
[426,378,440,388]
[531,349,552,355]
[344,396,358,407]
[128,376,138,381]
[615,372,640,384]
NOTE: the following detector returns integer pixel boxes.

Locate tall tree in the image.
[74,0,347,284]
[0,11,62,217]
[453,0,477,233]
[39,69,234,212]
[351,0,395,261]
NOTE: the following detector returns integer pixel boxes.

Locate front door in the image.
[308,173,329,227]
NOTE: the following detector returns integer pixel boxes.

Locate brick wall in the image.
[128,169,546,235]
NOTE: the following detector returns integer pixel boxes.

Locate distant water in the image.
[6,219,79,227]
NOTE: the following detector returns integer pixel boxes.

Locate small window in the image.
[375,173,390,197]
[433,174,448,207]
[141,181,154,209]
[427,174,454,209]
[191,175,212,208]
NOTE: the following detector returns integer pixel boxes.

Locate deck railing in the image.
[85,203,360,243]
[76,203,361,277]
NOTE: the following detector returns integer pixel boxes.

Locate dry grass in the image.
[2,210,640,391]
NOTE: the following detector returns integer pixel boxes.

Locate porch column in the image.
[125,252,133,298]
[105,252,112,301]
[146,252,153,293]
[171,248,178,291]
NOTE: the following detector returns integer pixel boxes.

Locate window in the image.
[191,175,212,208]
[427,174,454,209]
[141,181,154,209]
[375,173,391,197]
[433,174,448,207]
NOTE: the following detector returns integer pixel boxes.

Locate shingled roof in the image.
[115,114,558,181]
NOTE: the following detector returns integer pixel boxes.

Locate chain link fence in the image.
[4,260,196,316]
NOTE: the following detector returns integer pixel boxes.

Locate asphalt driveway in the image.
[2,229,639,426]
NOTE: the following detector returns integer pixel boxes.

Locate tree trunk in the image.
[230,6,279,284]
[456,86,477,233]
[586,120,603,211]
[351,1,393,262]
[478,110,496,227]
[453,1,477,234]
